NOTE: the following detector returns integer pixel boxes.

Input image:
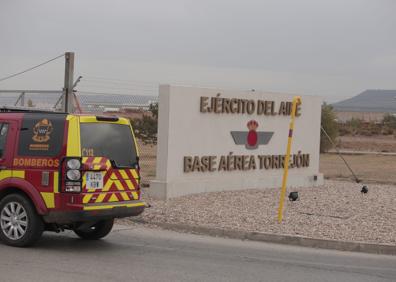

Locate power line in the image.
[84,76,160,85]
[77,90,158,97]
[0,54,65,83]
[79,84,158,92]
[82,80,158,89]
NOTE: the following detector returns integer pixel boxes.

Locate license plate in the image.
[86,172,103,189]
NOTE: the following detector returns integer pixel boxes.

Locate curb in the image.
[131,219,396,255]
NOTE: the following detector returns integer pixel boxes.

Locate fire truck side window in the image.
[0,123,9,158]
[18,114,66,157]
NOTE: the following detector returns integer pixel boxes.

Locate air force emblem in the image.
[231,120,274,150]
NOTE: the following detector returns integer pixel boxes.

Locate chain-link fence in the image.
[0,90,64,110]
[74,91,159,186]
[0,89,159,185]
[136,141,157,186]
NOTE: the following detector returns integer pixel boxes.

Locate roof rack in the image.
[0,106,67,114]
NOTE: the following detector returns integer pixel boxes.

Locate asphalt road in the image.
[0,225,395,282]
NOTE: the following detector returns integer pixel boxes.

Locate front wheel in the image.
[0,194,44,247]
[74,219,114,240]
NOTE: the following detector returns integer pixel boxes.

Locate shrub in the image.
[382,113,396,130]
[320,103,339,153]
[131,102,158,144]
[345,118,362,135]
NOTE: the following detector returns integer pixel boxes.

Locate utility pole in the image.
[62,52,75,112]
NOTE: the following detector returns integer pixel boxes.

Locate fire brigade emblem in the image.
[231,120,274,150]
[32,119,53,143]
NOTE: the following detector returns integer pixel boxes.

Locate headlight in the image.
[66,169,81,181]
[67,159,81,170]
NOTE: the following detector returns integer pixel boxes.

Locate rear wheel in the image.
[0,194,44,247]
[74,219,114,240]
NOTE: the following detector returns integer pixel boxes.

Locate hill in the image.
[332,90,396,112]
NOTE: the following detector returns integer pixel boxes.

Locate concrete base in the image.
[149,173,324,200]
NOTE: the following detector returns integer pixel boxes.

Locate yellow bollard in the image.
[277,96,302,223]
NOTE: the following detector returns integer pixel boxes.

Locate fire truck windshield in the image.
[80,123,138,168]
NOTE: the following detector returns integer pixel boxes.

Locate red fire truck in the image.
[0,108,145,247]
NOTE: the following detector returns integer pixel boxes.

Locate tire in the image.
[0,194,44,247]
[74,219,114,240]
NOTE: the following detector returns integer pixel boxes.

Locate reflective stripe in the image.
[41,192,55,208]
[53,172,59,193]
[83,201,145,211]
[130,169,139,180]
[93,157,102,164]
[81,156,141,205]
[83,194,93,204]
[108,194,118,202]
[131,191,139,200]
[0,170,25,180]
[0,170,12,179]
[12,170,25,179]
[113,180,125,191]
[66,115,81,157]
[119,170,129,179]
[95,193,106,203]
[120,192,130,201]
[0,170,57,209]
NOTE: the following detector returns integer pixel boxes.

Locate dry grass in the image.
[338,135,396,152]
[320,154,396,184]
[137,141,157,183]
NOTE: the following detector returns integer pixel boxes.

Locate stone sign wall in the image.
[150,85,323,199]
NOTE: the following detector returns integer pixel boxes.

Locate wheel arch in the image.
[0,179,48,215]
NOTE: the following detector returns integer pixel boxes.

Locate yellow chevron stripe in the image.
[93,157,102,164]
[120,192,130,201]
[125,179,134,190]
[83,194,93,204]
[130,169,139,179]
[93,164,102,170]
[82,174,87,188]
[113,180,125,191]
[95,193,106,203]
[109,194,118,202]
[119,170,128,179]
[118,170,134,189]
[103,177,114,192]
[105,160,111,170]
[131,191,139,200]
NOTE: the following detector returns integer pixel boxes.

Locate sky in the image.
[0,0,395,103]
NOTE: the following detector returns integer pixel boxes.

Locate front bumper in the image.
[43,200,145,224]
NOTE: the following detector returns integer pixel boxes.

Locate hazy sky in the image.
[0,0,395,102]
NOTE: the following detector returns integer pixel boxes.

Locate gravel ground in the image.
[122,180,396,245]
